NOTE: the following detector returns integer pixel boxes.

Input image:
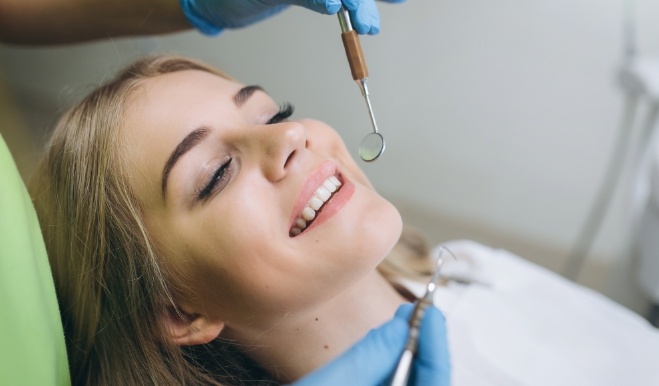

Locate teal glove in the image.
[179,0,406,36]
[290,303,450,386]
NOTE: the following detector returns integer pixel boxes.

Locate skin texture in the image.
[0,0,189,44]
[120,70,406,381]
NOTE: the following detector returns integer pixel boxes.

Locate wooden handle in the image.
[341,30,368,80]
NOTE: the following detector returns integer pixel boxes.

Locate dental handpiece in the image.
[389,249,449,386]
[337,7,385,162]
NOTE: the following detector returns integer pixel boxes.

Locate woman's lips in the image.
[289,161,355,237]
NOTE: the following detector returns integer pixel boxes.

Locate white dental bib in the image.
[398,241,659,386]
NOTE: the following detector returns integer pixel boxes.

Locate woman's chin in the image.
[352,199,403,269]
[375,202,404,261]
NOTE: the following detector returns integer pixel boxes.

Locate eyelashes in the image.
[197,103,295,201]
[197,157,233,201]
[266,103,294,125]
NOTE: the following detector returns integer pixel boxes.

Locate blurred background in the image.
[2,0,659,320]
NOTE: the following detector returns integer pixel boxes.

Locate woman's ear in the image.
[165,306,225,346]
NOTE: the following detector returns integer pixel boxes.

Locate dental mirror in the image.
[359,132,385,162]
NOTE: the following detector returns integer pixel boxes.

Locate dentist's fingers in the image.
[305,0,384,35]
[411,305,451,386]
[181,0,406,35]
[299,0,342,14]
[348,0,379,34]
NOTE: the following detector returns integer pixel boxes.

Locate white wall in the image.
[2,0,659,312]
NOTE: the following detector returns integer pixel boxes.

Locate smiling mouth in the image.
[289,175,343,237]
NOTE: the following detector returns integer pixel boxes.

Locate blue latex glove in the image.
[289,303,451,386]
[179,0,406,36]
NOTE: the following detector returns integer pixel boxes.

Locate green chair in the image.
[0,134,71,385]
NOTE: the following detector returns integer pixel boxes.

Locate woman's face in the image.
[121,70,402,326]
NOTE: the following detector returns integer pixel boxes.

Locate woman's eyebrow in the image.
[161,126,211,199]
[161,85,264,200]
[233,85,264,106]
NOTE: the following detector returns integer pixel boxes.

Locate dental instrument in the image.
[389,247,454,386]
[337,7,385,162]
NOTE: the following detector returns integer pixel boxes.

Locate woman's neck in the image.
[224,271,407,383]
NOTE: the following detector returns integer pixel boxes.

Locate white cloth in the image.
[401,240,659,386]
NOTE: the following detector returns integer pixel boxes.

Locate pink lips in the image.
[289,160,355,236]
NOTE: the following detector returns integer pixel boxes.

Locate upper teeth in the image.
[290,175,342,236]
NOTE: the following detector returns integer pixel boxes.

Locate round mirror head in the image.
[359,132,385,162]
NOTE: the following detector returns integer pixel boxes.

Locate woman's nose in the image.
[256,121,309,182]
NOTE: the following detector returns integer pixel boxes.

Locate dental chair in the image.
[0,134,71,385]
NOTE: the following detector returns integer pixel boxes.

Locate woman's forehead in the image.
[140,70,243,99]
[123,71,246,134]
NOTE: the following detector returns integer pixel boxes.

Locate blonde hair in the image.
[30,55,432,385]
[30,56,275,385]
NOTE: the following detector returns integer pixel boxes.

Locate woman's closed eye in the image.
[196,156,233,201]
[195,103,293,201]
[267,103,294,125]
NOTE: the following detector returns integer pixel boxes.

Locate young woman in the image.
[29,55,445,385]
[29,54,659,386]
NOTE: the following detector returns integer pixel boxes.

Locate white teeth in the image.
[323,179,337,193]
[290,175,343,236]
[309,197,323,211]
[302,207,316,221]
[316,186,331,201]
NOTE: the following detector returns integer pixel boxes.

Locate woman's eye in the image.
[266,103,294,125]
[197,157,233,200]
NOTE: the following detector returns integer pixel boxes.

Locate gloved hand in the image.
[289,303,451,386]
[179,0,406,36]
